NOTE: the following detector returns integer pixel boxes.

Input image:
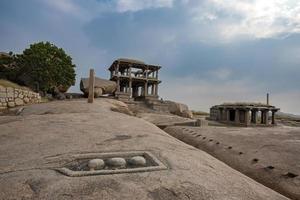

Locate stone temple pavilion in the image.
[210,103,280,126]
[109,58,161,102]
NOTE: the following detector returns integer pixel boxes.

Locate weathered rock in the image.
[128,156,146,166]
[15,98,24,106]
[7,101,15,108]
[106,157,126,168]
[165,101,193,119]
[55,92,66,100]
[80,77,117,97]
[182,110,193,118]
[23,97,30,104]
[88,159,105,171]
[0,100,290,200]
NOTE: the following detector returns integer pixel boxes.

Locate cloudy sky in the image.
[1,0,300,114]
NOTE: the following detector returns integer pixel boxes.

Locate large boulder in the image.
[80,77,117,97]
[165,100,193,119]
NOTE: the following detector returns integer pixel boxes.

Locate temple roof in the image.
[116,58,145,65]
[212,102,280,110]
[109,58,161,71]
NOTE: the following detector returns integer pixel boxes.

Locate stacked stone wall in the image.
[0,86,41,110]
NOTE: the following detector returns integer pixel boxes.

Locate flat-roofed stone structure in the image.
[210,103,280,126]
[109,58,161,102]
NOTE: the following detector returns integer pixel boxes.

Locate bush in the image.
[14,42,76,93]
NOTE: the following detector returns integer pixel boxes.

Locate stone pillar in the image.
[226,109,230,122]
[151,84,155,95]
[129,80,132,96]
[219,109,222,121]
[116,63,119,76]
[144,81,148,96]
[235,109,240,124]
[88,69,95,103]
[265,110,269,125]
[129,65,132,77]
[245,110,250,126]
[251,110,257,124]
[156,70,158,79]
[145,68,148,79]
[155,83,158,96]
[272,110,276,125]
[261,110,264,124]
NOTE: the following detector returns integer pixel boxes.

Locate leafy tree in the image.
[15,42,76,93]
[0,52,17,80]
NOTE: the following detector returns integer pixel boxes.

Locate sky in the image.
[0,0,300,114]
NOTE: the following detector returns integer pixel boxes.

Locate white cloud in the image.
[116,0,174,12]
[43,0,80,14]
[189,0,300,41]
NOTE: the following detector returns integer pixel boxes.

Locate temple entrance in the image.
[229,110,235,121]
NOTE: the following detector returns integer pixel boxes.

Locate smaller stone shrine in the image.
[210,103,280,126]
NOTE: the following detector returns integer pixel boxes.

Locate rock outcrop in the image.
[0,99,289,200]
[165,100,193,118]
[80,77,117,97]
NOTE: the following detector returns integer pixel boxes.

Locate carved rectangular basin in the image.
[56,151,167,177]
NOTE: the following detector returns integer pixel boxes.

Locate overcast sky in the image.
[1,0,300,114]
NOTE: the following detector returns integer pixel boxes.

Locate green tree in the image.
[0,52,18,80]
[15,42,76,93]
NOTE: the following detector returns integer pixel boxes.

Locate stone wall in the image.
[0,86,41,110]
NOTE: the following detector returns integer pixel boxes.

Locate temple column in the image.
[271,110,276,125]
[251,110,257,124]
[116,62,119,76]
[116,78,120,92]
[129,79,132,96]
[151,84,155,95]
[235,109,240,124]
[144,81,148,96]
[245,109,250,126]
[219,109,223,121]
[226,109,230,122]
[155,83,158,96]
[265,110,269,125]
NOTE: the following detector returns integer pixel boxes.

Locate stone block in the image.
[0,98,6,103]
[15,98,24,106]
[6,92,14,98]
[24,97,30,104]
[6,87,14,93]
[19,94,24,98]
[7,102,15,108]
[0,92,6,98]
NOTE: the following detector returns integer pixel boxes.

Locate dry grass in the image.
[0,79,31,90]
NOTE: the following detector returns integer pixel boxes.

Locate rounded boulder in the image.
[128,156,147,166]
[88,159,105,171]
[106,157,126,168]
